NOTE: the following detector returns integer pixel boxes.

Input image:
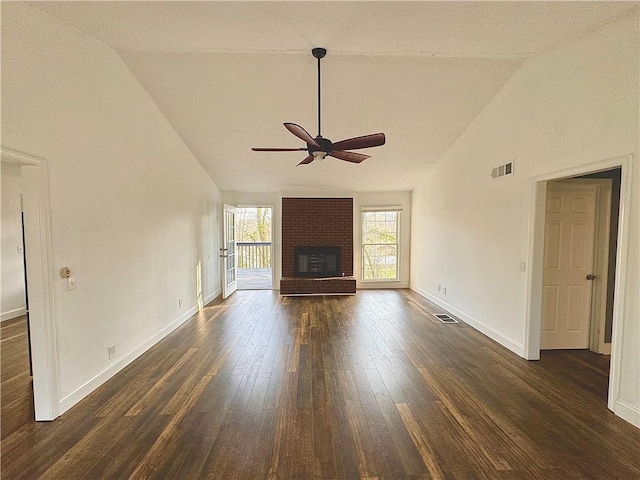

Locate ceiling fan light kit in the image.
[252,47,385,165]
[312,151,327,161]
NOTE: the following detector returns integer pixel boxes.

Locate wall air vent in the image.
[434,313,458,324]
[491,160,514,180]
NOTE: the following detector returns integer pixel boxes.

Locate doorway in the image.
[0,147,58,421]
[540,177,615,353]
[1,162,33,436]
[526,155,631,415]
[236,206,273,290]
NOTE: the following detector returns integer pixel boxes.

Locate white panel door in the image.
[221,204,237,299]
[541,182,597,349]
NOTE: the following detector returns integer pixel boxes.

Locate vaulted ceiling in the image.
[32,1,638,192]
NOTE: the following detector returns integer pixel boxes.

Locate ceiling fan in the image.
[252,47,386,166]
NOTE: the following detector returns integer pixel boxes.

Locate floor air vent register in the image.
[434,313,459,324]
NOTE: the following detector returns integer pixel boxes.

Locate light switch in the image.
[67,276,76,291]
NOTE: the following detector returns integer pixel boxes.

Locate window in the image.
[361,210,400,281]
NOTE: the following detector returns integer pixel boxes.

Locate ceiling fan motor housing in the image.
[308,136,333,153]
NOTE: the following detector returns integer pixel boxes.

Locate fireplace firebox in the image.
[294,246,341,277]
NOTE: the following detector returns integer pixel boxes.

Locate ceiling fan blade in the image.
[329,150,370,163]
[297,155,315,166]
[252,148,307,152]
[331,133,386,151]
[284,123,320,148]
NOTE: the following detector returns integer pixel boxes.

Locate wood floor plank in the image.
[336,369,384,478]
[127,373,215,479]
[364,366,428,477]
[2,291,640,480]
[360,402,406,479]
[266,371,298,480]
[0,315,34,441]
[396,402,446,480]
[330,405,366,479]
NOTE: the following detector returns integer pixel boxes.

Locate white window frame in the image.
[360,207,401,282]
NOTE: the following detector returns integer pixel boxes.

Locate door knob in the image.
[586,274,596,280]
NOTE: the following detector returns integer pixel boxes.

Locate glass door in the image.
[221,204,237,299]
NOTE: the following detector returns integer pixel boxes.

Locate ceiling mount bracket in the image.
[311,47,327,59]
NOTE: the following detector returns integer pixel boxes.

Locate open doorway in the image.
[540,172,619,354]
[236,206,273,290]
[526,155,631,416]
[1,162,34,437]
[538,171,620,401]
[1,147,58,421]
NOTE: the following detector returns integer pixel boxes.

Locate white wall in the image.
[1,163,27,321]
[410,15,639,426]
[1,3,222,413]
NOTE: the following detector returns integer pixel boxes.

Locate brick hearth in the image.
[280,276,356,295]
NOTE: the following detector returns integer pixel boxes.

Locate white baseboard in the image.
[613,399,640,428]
[357,282,409,290]
[281,292,355,297]
[1,307,27,322]
[410,284,525,357]
[58,304,199,415]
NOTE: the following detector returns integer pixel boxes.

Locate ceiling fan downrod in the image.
[312,47,326,137]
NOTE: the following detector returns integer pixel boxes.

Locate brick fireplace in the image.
[280,197,356,295]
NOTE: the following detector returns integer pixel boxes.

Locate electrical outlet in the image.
[443,287,447,295]
[67,276,76,291]
[438,284,441,292]
[179,298,183,308]
[108,345,116,360]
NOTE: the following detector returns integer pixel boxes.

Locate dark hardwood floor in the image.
[2,290,639,479]
[1,315,34,442]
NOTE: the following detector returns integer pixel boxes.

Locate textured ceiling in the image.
[33,1,638,192]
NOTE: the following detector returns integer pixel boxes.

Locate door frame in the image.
[221,204,238,299]
[1,147,59,421]
[524,154,632,415]
[235,204,275,290]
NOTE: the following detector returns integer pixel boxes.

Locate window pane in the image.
[363,245,397,280]
[361,211,397,246]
